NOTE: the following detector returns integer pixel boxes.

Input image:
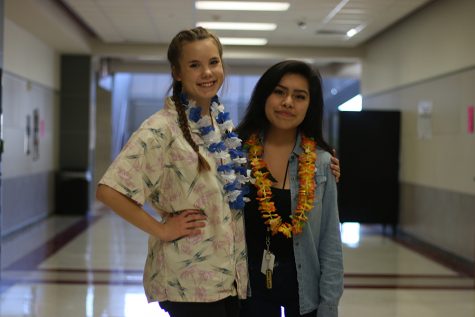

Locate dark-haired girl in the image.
[237,60,344,317]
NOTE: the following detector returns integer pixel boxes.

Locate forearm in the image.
[96,184,164,237]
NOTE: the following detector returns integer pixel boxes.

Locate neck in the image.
[200,105,210,116]
[265,127,298,146]
[193,97,211,116]
[194,100,210,116]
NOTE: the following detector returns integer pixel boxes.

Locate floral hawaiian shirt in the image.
[99,97,248,303]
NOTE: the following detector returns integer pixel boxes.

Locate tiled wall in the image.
[364,67,475,263]
[400,183,475,262]
[360,0,475,264]
[1,72,58,236]
[2,172,55,236]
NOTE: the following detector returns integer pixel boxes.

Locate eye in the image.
[189,62,199,68]
[295,94,308,100]
[273,88,286,96]
[210,58,220,65]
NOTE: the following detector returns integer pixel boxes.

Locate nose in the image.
[202,66,212,77]
[282,94,293,108]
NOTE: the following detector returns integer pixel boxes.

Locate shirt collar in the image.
[292,131,303,156]
[165,97,201,134]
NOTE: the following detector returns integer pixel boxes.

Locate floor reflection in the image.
[124,293,169,317]
[341,222,361,247]
[1,212,473,317]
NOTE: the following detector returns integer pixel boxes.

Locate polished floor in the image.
[1,204,474,317]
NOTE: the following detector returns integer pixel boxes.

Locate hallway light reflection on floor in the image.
[125,293,169,317]
[341,222,360,248]
[86,285,94,317]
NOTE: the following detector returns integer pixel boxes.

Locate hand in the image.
[331,149,341,183]
[158,209,207,242]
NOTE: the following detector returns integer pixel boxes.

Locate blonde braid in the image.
[172,82,210,172]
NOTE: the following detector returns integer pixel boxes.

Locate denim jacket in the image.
[289,134,344,316]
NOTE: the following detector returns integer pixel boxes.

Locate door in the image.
[337,110,401,228]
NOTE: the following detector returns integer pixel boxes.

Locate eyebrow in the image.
[276,84,309,96]
[185,56,220,64]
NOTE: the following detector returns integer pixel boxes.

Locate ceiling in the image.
[6,0,434,72]
[59,0,432,47]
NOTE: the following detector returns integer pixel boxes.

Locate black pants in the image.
[240,295,316,317]
[160,296,239,317]
[240,260,316,317]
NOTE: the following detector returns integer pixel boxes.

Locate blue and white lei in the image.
[181,94,250,211]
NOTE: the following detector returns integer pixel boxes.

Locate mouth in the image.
[275,110,294,117]
[198,80,217,88]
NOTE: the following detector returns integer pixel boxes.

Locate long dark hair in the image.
[236,60,333,153]
[167,27,223,172]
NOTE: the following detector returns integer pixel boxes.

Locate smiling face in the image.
[264,73,310,134]
[174,38,224,109]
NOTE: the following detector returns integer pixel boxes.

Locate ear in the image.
[172,66,181,82]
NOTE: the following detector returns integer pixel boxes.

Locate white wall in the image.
[361,0,475,195]
[1,73,59,179]
[3,18,60,179]
[360,0,475,262]
[1,18,61,235]
[4,18,60,90]
[362,0,475,96]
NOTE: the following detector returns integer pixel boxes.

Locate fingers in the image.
[335,173,341,183]
[173,209,207,238]
[330,162,341,183]
[185,219,206,229]
[181,209,206,217]
[182,210,207,224]
[330,149,341,183]
[331,149,339,165]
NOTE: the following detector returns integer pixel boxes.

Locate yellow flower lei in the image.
[245,133,317,238]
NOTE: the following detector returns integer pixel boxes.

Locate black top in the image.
[244,185,299,301]
[244,186,294,263]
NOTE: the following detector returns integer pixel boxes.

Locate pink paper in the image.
[40,119,46,137]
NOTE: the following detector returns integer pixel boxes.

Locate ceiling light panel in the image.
[219,37,268,45]
[195,1,290,11]
[196,22,277,31]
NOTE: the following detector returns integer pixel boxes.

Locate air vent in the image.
[316,29,347,35]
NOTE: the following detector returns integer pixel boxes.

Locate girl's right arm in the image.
[96,184,207,242]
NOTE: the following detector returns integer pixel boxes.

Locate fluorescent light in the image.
[338,94,362,112]
[196,22,277,31]
[219,37,268,45]
[195,1,290,11]
[346,24,366,38]
[346,28,358,38]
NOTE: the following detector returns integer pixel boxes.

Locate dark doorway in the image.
[337,110,401,231]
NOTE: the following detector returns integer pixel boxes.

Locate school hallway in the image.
[1,204,473,317]
[2,0,475,316]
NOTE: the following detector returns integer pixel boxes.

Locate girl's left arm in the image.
[317,157,344,317]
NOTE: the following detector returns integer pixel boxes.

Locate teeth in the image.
[200,81,214,87]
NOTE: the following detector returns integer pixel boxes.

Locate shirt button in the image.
[295,242,299,246]
[297,264,301,269]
